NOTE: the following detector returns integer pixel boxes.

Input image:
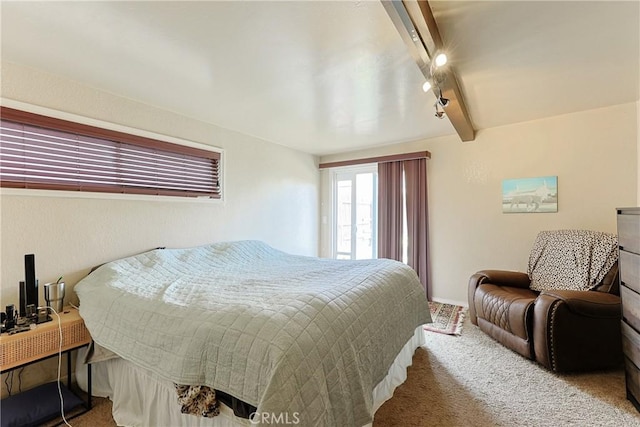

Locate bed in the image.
[74,240,431,426]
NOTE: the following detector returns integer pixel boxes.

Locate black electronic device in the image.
[36,307,50,324]
[26,304,36,321]
[25,254,38,310]
[6,304,15,330]
[19,280,26,317]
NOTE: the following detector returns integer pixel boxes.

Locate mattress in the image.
[75,241,431,426]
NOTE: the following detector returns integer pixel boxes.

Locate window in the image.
[0,107,221,198]
[332,165,378,260]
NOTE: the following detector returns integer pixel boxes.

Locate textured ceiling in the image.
[1,1,638,155]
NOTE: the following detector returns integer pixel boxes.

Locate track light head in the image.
[434,53,447,67]
[437,89,450,108]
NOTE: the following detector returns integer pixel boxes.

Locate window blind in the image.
[0,107,221,198]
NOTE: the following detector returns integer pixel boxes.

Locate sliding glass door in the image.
[333,166,377,260]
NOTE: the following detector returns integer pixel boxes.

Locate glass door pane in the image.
[335,179,352,259]
[333,166,377,260]
[355,173,375,259]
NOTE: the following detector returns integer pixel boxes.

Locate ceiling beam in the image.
[383,0,476,141]
[381,1,431,76]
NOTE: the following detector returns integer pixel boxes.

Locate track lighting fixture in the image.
[434,53,447,67]
[434,102,445,119]
[437,89,450,108]
[421,51,449,101]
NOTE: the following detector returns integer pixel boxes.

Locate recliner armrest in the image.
[468,270,531,324]
[473,270,531,289]
[533,290,622,371]
[538,290,621,318]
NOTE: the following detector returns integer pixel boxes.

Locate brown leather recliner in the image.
[468,258,622,373]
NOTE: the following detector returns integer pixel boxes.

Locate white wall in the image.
[320,102,638,305]
[0,62,319,308]
[0,62,320,396]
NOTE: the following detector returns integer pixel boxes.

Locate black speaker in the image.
[19,281,26,317]
[25,254,38,309]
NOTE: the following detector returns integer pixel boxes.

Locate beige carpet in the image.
[51,318,639,426]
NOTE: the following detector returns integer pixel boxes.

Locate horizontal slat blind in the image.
[0,108,221,198]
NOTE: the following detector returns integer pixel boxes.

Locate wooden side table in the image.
[0,306,93,425]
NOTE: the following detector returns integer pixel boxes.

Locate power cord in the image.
[18,367,24,393]
[4,367,28,394]
[4,370,14,396]
[38,306,73,427]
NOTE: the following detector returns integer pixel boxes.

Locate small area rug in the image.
[425,301,466,335]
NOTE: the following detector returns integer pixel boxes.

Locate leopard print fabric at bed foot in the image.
[175,384,220,418]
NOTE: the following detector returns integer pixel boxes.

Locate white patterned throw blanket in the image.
[528,230,618,292]
[75,241,430,426]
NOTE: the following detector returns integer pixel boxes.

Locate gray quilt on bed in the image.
[75,240,430,426]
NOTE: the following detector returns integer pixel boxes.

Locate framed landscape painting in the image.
[502,176,558,213]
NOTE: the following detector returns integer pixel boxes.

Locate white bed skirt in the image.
[77,325,425,427]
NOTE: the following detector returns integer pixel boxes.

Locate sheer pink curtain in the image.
[404,158,430,299]
[377,161,404,261]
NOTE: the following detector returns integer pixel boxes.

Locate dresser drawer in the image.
[625,356,640,408]
[621,286,640,332]
[618,211,640,255]
[621,250,640,294]
[622,321,640,367]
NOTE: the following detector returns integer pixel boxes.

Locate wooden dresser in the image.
[618,207,640,412]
